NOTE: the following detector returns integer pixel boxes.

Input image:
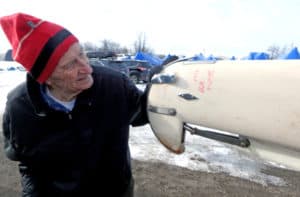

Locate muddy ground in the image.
[1,137,300,197]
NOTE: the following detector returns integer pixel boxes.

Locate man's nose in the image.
[77,57,93,73]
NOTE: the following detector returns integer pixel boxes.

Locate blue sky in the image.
[0,0,299,58]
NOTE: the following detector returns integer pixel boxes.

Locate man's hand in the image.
[147,65,164,82]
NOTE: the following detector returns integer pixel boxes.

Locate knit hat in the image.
[0,13,78,83]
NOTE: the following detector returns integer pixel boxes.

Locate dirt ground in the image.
[0,136,300,197]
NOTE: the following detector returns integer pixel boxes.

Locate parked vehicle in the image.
[88,58,105,67]
[100,59,131,77]
[87,51,131,76]
[125,60,153,84]
[86,51,116,59]
[96,59,153,84]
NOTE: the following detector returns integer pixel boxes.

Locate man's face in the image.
[45,43,94,97]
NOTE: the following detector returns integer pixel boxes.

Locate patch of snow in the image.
[130,125,286,187]
[0,71,26,113]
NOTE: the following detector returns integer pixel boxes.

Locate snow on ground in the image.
[130,124,286,186]
[0,71,26,113]
[0,72,287,187]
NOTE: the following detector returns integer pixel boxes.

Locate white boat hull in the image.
[147,60,300,171]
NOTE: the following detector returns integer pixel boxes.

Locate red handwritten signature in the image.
[193,69,215,94]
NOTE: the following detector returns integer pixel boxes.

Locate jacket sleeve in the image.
[19,164,41,197]
[122,74,149,127]
[124,65,164,127]
[3,105,42,196]
[2,105,20,161]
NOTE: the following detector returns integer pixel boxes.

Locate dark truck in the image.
[99,59,153,84]
[88,57,153,84]
[86,51,166,84]
[120,60,153,84]
[87,51,130,78]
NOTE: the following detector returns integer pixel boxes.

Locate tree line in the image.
[0,32,296,60]
[266,43,295,59]
[82,32,154,56]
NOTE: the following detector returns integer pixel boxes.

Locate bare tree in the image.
[82,34,155,56]
[267,45,280,59]
[82,41,99,52]
[100,39,130,54]
[267,43,295,59]
[101,39,118,52]
[133,32,153,53]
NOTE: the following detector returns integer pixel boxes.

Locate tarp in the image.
[283,47,300,59]
[247,52,269,60]
[191,53,219,61]
[162,54,173,62]
[4,49,13,61]
[206,54,216,61]
[230,56,236,60]
[254,52,269,60]
[247,52,258,60]
[134,52,162,66]
[192,53,205,61]
[161,54,179,66]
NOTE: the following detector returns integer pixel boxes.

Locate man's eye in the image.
[79,52,87,59]
[64,60,77,70]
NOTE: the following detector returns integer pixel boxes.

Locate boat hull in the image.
[147,60,300,170]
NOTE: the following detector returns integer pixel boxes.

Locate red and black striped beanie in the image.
[0,13,78,83]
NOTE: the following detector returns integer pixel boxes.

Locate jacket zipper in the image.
[68,113,72,120]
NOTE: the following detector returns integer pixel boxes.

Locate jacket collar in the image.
[26,74,95,116]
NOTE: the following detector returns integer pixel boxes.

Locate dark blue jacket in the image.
[2,66,148,196]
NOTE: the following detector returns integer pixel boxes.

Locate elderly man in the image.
[1,13,150,197]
